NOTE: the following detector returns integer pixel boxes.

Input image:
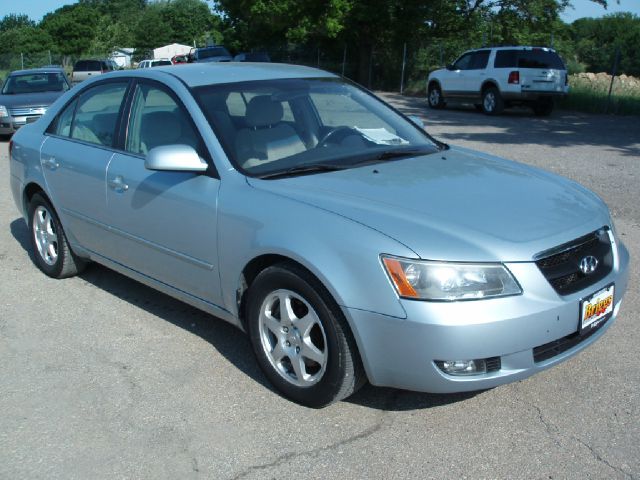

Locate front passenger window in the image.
[70,82,127,146]
[125,83,200,155]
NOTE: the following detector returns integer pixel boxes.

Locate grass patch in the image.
[559,74,640,115]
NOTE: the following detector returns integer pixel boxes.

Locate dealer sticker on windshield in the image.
[580,284,614,334]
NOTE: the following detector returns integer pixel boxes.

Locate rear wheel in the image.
[28,193,86,278]
[482,87,504,115]
[533,99,554,116]
[246,263,365,407]
[428,84,445,109]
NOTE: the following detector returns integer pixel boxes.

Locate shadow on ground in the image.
[381,92,640,157]
[10,218,474,412]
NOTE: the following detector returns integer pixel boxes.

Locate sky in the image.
[0,0,639,23]
[561,0,640,22]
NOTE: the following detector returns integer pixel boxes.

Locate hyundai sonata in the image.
[9,63,629,407]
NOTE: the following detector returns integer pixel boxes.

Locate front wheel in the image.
[428,84,445,109]
[28,193,86,278]
[246,263,365,407]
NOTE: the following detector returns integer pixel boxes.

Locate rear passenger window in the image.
[49,99,77,136]
[70,82,127,146]
[470,51,490,70]
[125,83,201,156]
[494,50,518,68]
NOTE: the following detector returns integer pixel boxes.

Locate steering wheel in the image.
[317,126,362,147]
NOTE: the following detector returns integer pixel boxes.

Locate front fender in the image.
[217,181,415,320]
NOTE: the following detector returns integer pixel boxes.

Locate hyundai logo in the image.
[579,256,599,275]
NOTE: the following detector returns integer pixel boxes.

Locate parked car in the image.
[138,59,173,68]
[188,45,232,63]
[427,46,569,115]
[9,63,628,407]
[71,59,117,83]
[0,67,71,136]
[172,54,190,64]
[233,52,271,62]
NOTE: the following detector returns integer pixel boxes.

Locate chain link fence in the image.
[0,52,116,80]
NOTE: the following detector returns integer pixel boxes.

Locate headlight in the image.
[0,105,8,118]
[381,255,522,301]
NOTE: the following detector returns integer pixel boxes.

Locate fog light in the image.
[436,359,487,376]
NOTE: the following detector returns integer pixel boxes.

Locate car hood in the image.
[0,91,65,108]
[248,147,611,262]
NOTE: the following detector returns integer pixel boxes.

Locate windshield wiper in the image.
[373,147,437,160]
[258,163,349,179]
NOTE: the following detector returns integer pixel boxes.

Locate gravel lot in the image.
[1,97,638,480]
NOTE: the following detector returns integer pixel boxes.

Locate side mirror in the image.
[446,64,455,71]
[408,115,425,129]
[145,144,208,172]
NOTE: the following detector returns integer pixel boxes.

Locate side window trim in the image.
[45,78,132,151]
[122,78,218,178]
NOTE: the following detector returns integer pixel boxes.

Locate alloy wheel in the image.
[258,289,328,387]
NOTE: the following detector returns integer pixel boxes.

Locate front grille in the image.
[9,106,47,117]
[535,228,613,295]
[533,319,606,362]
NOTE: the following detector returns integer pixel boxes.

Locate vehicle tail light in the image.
[508,71,520,84]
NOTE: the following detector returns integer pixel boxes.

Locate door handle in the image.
[108,175,129,193]
[42,157,59,170]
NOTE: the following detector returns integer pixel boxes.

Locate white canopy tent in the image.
[153,43,192,60]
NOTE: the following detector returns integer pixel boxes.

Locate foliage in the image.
[0,0,637,91]
[41,4,101,56]
[559,72,640,115]
[0,26,53,55]
[0,14,35,32]
[571,13,640,76]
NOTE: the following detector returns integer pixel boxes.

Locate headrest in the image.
[140,111,181,149]
[245,95,283,128]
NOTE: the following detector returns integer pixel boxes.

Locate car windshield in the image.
[2,72,69,95]
[194,77,439,177]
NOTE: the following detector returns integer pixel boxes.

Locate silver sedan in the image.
[8,63,629,407]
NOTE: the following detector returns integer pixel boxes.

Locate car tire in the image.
[28,193,86,279]
[246,262,365,408]
[533,99,554,116]
[482,87,504,115]
[428,84,445,109]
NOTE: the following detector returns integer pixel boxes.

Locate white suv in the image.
[427,46,569,116]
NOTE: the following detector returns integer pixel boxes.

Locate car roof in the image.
[104,62,337,88]
[465,46,558,53]
[9,67,65,75]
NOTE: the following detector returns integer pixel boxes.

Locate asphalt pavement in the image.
[1,98,639,479]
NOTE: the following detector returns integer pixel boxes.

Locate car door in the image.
[443,52,473,95]
[103,79,222,305]
[464,50,491,95]
[40,80,129,254]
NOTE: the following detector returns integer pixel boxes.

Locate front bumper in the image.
[0,115,42,134]
[345,240,629,393]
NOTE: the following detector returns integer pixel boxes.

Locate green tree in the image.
[0,14,35,32]
[572,13,640,76]
[0,26,53,55]
[41,3,102,55]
